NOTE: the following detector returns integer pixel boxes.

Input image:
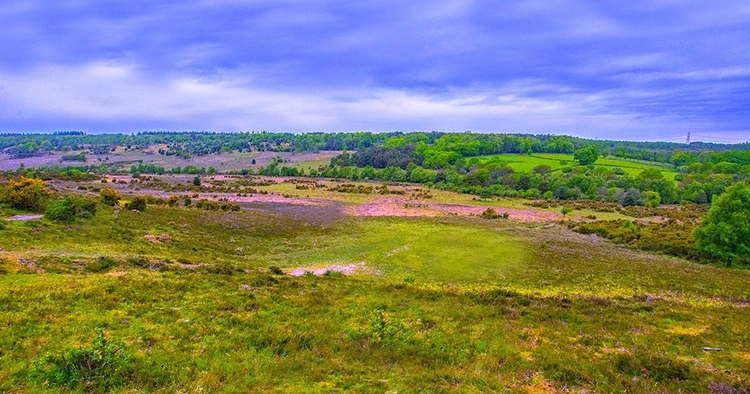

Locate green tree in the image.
[574,147,599,166]
[693,182,750,266]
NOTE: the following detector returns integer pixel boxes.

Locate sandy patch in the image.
[286,262,376,276]
[5,214,45,221]
[348,197,562,222]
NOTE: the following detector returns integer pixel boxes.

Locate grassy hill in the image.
[1,202,749,392]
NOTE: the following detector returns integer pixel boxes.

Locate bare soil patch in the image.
[5,214,45,221]
[286,262,377,276]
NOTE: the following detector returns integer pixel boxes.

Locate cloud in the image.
[0,0,748,142]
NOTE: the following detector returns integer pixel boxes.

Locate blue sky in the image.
[0,0,749,142]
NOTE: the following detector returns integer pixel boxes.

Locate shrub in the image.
[480,208,502,219]
[124,196,147,211]
[100,187,120,206]
[561,206,573,216]
[2,177,50,211]
[30,327,132,390]
[85,256,117,273]
[269,266,285,275]
[45,195,98,221]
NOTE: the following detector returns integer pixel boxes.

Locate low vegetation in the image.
[1,131,750,391]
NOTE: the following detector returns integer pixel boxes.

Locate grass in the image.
[1,204,749,392]
[476,153,679,181]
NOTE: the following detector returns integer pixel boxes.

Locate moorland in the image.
[1,131,749,392]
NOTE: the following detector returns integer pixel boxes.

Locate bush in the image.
[2,177,50,211]
[100,187,120,206]
[124,196,147,211]
[269,266,286,275]
[45,195,98,221]
[30,327,132,390]
[480,208,501,219]
[85,256,117,273]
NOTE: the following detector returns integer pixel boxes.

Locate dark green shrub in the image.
[269,266,285,275]
[45,195,98,222]
[124,196,147,211]
[85,256,117,273]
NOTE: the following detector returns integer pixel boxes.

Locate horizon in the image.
[0,130,747,146]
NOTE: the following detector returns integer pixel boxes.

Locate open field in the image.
[0,150,342,172]
[476,153,679,180]
[1,172,749,392]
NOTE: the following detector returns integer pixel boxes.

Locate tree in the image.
[693,182,750,266]
[574,147,599,166]
[193,177,201,186]
[561,206,573,216]
[533,165,552,175]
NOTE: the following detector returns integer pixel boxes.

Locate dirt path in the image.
[4,214,44,221]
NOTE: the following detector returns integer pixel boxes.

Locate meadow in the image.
[1,198,749,392]
[476,153,679,180]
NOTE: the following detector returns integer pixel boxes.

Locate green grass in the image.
[476,153,679,180]
[1,206,749,392]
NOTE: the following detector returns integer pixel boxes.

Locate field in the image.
[0,150,342,173]
[1,173,750,393]
[476,153,679,180]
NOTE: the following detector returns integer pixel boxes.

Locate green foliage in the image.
[124,196,148,211]
[349,307,410,345]
[193,176,201,186]
[574,147,599,166]
[2,176,50,211]
[561,206,573,216]
[30,327,132,390]
[99,187,121,206]
[480,208,507,219]
[44,195,98,221]
[85,256,117,272]
[694,182,750,266]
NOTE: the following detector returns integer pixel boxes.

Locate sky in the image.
[0,0,749,143]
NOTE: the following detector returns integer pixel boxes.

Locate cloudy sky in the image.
[0,0,749,142]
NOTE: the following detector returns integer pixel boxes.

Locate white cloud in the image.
[2,60,742,142]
